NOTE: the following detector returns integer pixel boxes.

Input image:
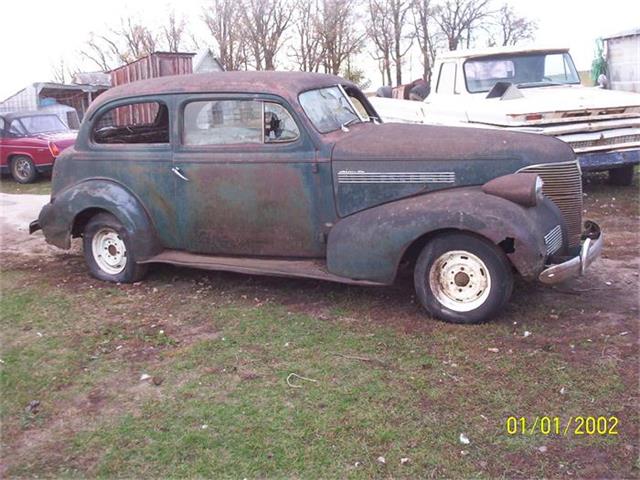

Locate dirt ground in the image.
[0,176,638,478]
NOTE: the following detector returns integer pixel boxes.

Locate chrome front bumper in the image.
[538,222,603,284]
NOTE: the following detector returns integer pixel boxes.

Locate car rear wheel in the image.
[11,155,37,184]
[414,233,513,324]
[83,213,148,283]
[608,165,635,186]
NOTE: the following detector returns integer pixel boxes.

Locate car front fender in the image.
[38,178,162,259]
[326,186,563,284]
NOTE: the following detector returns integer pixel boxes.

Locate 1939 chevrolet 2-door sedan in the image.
[31,72,603,323]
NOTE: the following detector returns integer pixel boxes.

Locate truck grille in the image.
[568,133,640,151]
[518,161,583,248]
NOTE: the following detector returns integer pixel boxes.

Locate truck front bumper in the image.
[538,221,603,284]
[577,149,640,172]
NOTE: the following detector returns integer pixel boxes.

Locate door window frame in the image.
[175,93,307,155]
[88,96,172,151]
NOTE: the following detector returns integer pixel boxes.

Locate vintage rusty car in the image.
[30,72,603,323]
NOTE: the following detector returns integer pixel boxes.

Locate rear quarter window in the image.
[93,101,169,144]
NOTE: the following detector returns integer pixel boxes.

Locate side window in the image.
[93,101,169,144]
[264,102,299,143]
[437,62,457,95]
[0,117,4,137]
[9,120,26,136]
[184,100,262,145]
[183,100,299,146]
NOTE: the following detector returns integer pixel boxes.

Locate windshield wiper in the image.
[340,117,360,132]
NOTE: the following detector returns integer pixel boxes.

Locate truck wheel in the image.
[414,233,513,324]
[11,155,37,184]
[83,213,148,283]
[608,165,635,186]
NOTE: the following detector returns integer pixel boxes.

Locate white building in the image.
[603,28,640,93]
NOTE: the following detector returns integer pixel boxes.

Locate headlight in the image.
[482,172,542,207]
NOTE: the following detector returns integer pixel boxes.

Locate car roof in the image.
[437,45,571,60]
[86,71,356,118]
[1,110,60,121]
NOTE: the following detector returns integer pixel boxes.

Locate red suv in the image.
[0,111,77,183]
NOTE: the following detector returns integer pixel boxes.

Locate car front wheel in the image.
[414,233,513,324]
[83,213,148,283]
[11,155,38,184]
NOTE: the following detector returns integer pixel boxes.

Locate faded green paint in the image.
[37,72,580,285]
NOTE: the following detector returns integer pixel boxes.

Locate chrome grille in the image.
[544,225,563,255]
[518,161,583,248]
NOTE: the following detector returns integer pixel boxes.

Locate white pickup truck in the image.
[370,46,640,185]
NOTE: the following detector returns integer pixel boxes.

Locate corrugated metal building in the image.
[109,52,196,125]
[110,52,195,87]
[604,28,640,93]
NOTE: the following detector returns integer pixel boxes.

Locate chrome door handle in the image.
[171,166,189,182]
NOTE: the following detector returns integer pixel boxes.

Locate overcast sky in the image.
[0,0,638,100]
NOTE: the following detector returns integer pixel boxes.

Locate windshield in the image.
[18,115,68,134]
[299,86,360,133]
[464,52,580,93]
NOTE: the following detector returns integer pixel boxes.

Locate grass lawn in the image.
[0,175,638,478]
[0,175,51,195]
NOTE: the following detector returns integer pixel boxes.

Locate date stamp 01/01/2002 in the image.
[505,416,620,436]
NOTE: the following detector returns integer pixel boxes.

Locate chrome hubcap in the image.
[14,158,32,180]
[91,228,127,275]
[429,250,491,312]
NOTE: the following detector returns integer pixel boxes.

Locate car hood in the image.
[332,122,573,164]
[463,85,640,126]
[330,122,575,217]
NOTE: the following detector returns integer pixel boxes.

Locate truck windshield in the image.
[299,86,360,133]
[19,115,68,134]
[463,52,580,93]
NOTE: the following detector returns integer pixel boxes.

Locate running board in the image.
[139,250,385,286]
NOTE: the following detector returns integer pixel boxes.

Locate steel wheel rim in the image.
[91,228,127,275]
[14,158,32,180]
[428,250,491,312]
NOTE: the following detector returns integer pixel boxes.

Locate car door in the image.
[172,93,333,257]
[85,96,180,248]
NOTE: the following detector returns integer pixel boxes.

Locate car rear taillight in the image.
[48,142,60,157]
[525,113,543,121]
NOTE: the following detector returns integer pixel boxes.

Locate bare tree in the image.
[289,0,324,71]
[492,3,536,46]
[203,0,247,70]
[80,16,159,72]
[163,11,187,52]
[433,0,490,50]
[241,0,293,70]
[51,58,72,84]
[368,0,394,85]
[411,0,438,82]
[80,33,114,71]
[368,0,412,85]
[390,0,414,85]
[320,0,365,75]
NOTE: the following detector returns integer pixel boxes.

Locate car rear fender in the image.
[326,186,561,284]
[38,179,162,259]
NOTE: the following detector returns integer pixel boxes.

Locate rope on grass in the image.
[286,373,318,388]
